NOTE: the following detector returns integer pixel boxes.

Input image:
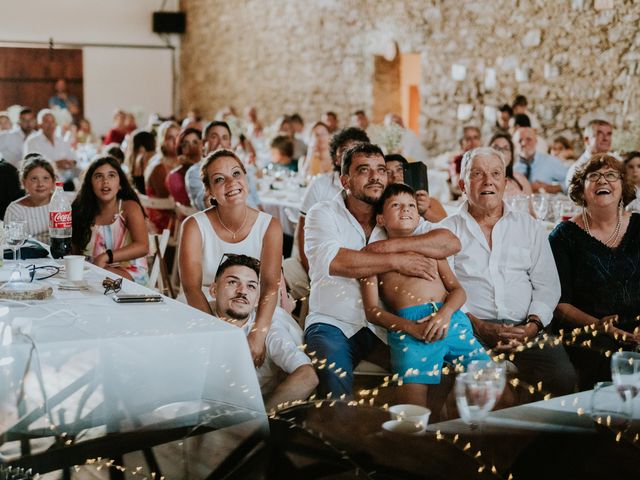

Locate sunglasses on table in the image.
[102,277,122,295]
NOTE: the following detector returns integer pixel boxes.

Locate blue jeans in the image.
[304,323,386,398]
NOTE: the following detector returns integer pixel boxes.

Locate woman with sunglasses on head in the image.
[179,149,282,367]
[71,156,149,285]
[549,154,640,390]
[4,155,56,243]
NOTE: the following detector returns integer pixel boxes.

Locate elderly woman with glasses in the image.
[549,153,640,390]
[179,149,283,367]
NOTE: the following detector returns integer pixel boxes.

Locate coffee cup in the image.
[64,255,85,282]
[388,404,431,430]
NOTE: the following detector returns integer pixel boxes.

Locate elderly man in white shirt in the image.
[304,142,460,398]
[0,107,37,168]
[209,253,318,413]
[23,109,77,189]
[439,147,576,396]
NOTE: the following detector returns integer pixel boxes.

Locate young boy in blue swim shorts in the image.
[361,183,490,406]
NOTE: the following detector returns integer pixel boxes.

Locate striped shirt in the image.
[4,199,50,244]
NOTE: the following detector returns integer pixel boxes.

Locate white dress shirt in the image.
[0,128,28,168]
[241,307,311,394]
[438,200,560,326]
[299,171,342,216]
[23,131,77,181]
[304,192,433,341]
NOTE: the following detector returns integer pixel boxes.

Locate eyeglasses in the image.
[491,145,510,153]
[585,171,621,182]
[25,264,60,282]
[102,277,122,295]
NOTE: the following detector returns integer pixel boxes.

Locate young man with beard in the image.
[304,143,461,397]
[210,254,317,413]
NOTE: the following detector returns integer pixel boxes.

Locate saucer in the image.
[58,280,90,291]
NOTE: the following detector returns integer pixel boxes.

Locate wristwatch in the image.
[106,249,114,264]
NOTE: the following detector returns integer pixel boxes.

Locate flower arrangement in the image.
[368,123,404,155]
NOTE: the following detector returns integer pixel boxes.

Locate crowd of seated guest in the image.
[1,94,639,416]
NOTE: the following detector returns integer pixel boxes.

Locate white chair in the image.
[284,207,300,226]
[148,229,174,297]
[138,193,176,212]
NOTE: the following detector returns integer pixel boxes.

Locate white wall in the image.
[0,0,180,135]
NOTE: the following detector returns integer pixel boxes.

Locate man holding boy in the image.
[440,147,576,396]
[304,143,460,398]
[210,254,318,412]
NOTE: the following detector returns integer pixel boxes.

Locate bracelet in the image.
[106,249,114,264]
[525,316,544,334]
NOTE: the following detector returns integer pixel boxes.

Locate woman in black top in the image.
[550,153,640,390]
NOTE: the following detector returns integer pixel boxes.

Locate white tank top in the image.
[193,208,272,288]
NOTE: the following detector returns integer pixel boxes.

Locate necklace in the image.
[216,207,248,240]
[582,205,622,247]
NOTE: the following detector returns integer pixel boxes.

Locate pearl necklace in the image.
[216,207,248,240]
[582,205,622,247]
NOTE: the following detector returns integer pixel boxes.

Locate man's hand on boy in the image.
[394,253,438,280]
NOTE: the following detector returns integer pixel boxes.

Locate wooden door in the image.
[0,47,83,115]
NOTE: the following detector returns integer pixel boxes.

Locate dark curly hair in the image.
[568,153,636,207]
[329,127,370,172]
[71,156,146,251]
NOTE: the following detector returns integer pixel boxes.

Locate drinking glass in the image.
[455,372,499,429]
[590,381,633,432]
[5,221,27,277]
[550,196,565,224]
[611,351,640,398]
[467,360,507,394]
[531,194,549,222]
[511,194,530,214]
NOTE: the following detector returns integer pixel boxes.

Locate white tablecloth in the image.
[0,260,266,439]
[259,189,304,236]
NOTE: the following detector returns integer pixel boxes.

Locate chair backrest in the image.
[175,202,198,218]
[139,193,176,211]
[284,207,300,225]
[148,228,171,292]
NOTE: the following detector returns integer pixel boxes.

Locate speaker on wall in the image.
[152,12,186,34]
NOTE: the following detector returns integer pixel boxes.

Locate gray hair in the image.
[460,147,506,183]
[37,108,54,125]
[583,119,612,139]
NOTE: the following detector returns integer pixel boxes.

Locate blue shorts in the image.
[389,302,490,384]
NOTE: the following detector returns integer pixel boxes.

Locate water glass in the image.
[455,372,499,429]
[511,194,530,214]
[531,194,549,222]
[590,381,633,432]
[5,221,27,274]
[611,351,640,398]
[467,360,507,393]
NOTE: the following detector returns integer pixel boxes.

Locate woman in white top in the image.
[179,149,283,366]
[4,155,56,243]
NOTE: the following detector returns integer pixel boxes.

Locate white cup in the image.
[64,255,85,281]
[388,404,431,430]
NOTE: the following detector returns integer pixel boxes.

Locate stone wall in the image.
[180,0,640,154]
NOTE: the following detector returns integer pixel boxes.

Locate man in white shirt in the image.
[439,147,576,396]
[23,109,76,189]
[0,107,36,168]
[304,142,461,398]
[283,128,370,310]
[564,119,613,189]
[210,254,317,413]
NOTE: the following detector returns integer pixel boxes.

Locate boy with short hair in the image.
[361,183,489,406]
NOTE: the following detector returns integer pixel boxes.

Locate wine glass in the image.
[590,381,633,433]
[511,194,530,214]
[531,194,549,222]
[611,351,640,398]
[455,372,499,429]
[550,196,565,224]
[467,360,507,394]
[5,221,27,278]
